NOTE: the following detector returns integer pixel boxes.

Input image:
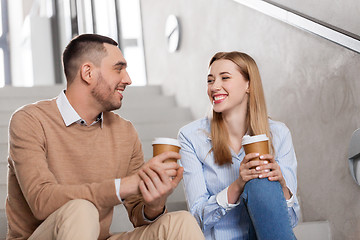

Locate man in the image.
[6,34,204,240]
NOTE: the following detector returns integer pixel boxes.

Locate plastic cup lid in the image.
[242,134,269,145]
[152,137,181,147]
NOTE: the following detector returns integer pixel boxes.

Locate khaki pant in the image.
[29,199,204,240]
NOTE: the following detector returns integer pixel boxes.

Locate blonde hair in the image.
[209,51,274,165]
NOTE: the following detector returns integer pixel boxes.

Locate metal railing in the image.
[234,0,360,54]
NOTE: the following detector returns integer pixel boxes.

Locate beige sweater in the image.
[6,99,147,240]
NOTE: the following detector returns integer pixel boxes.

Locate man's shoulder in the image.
[12,98,57,120]
[103,111,135,129]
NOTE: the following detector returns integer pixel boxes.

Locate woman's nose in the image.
[211,80,221,91]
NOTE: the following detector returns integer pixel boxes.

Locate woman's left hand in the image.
[255,154,285,187]
[256,154,292,200]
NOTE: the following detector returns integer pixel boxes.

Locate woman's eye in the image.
[222,76,230,80]
[207,79,214,84]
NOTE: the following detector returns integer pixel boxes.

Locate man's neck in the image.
[65,84,102,124]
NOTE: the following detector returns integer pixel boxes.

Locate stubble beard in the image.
[91,73,122,112]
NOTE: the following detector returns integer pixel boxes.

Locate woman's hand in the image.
[228,153,269,204]
[238,153,269,186]
[256,154,292,200]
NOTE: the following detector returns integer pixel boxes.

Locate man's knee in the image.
[58,199,99,225]
[165,211,204,239]
[150,211,202,240]
[170,210,197,223]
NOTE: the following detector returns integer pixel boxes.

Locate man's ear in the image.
[80,63,93,85]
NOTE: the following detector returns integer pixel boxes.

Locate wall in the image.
[268,0,360,36]
[140,0,360,239]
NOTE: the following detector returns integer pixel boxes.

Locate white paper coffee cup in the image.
[152,138,181,163]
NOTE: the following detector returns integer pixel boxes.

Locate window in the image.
[117,0,146,86]
[62,0,147,86]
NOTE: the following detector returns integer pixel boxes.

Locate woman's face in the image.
[207,59,249,115]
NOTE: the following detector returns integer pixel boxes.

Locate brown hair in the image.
[62,34,118,84]
[209,51,274,165]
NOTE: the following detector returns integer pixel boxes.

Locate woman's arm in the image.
[178,131,234,232]
[255,124,300,227]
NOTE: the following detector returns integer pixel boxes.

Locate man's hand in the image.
[139,151,183,220]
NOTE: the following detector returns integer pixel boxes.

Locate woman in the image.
[178,51,299,239]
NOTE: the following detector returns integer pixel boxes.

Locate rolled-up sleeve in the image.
[273,123,300,228]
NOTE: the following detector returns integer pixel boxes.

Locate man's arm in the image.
[122,148,182,226]
[9,110,121,220]
[139,152,183,220]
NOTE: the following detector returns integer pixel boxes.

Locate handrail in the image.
[233,0,360,54]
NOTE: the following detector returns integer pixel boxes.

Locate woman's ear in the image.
[246,82,250,93]
[80,63,93,85]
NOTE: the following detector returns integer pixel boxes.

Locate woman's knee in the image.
[244,178,282,200]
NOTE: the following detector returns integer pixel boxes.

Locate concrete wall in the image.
[140,0,360,239]
[268,0,360,36]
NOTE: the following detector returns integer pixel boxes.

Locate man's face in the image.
[91,44,132,112]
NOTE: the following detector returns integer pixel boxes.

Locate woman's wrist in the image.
[282,186,292,200]
[227,180,244,204]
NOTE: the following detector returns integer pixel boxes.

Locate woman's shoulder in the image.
[179,117,210,136]
[269,118,292,141]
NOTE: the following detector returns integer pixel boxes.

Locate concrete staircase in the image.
[0,85,331,239]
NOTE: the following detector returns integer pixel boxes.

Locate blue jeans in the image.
[241,178,296,240]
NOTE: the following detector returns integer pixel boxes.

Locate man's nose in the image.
[123,71,132,85]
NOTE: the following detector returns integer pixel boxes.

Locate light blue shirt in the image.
[178,117,300,240]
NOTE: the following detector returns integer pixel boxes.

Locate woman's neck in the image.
[222,106,248,154]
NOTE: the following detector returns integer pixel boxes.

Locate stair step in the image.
[0,209,6,239]
[168,181,186,203]
[135,121,190,141]
[0,85,161,98]
[0,112,12,126]
[115,107,193,124]
[110,205,134,233]
[0,163,6,185]
[0,128,7,144]
[0,85,65,98]
[0,144,7,163]
[0,107,193,126]
[0,185,6,210]
[294,221,331,240]
[0,95,177,112]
